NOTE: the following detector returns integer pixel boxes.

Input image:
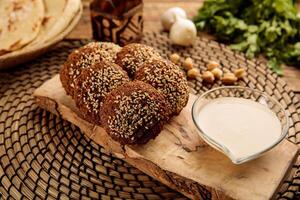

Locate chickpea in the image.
[187,68,201,79]
[211,68,223,79]
[202,71,215,83]
[222,72,238,85]
[234,68,246,79]
[207,61,220,71]
[170,53,180,64]
[183,57,194,70]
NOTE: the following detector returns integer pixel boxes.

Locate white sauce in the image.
[195,97,282,161]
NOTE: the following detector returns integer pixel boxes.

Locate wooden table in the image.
[67,0,300,99]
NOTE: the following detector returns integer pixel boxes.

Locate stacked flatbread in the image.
[0,0,82,68]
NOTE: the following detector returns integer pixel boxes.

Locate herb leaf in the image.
[194,0,300,74]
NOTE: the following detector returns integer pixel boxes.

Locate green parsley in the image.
[194,0,300,75]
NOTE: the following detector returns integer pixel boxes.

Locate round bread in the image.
[74,61,129,124]
[115,43,161,77]
[135,59,189,115]
[60,42,121,97]
[100,81,171,144]
[0,0,44,55]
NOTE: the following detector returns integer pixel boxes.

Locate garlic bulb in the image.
[161,7,187,31]
[169,18,197,46]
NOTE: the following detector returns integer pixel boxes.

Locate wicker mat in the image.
[0,32,299,200]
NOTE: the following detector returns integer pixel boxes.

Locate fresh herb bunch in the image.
[194,0,300,75]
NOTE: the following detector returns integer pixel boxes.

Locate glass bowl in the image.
[192,86,289,164]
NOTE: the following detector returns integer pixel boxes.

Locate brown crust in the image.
[115,43,161,77]
[74,61,129,124]
[135,59,189,115]
[60,42,189,144]
[100,81,171,145]
[60,48,83,96]
[60,42,121,97]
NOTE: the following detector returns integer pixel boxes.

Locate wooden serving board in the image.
[34,75,299,200]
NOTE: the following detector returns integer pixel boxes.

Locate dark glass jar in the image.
[90,0,143,46]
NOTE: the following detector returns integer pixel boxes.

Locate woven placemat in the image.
[0,32,299,200]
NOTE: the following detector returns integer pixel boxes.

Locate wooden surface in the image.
[34,75,299,200]
[67,0,300,99]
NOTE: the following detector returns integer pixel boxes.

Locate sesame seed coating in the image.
[60,42,191,145]
[135,59,189,115]
[100,81,171,145]
[74,61,129,124]
[115,43,161,77]
[60,42,121,97]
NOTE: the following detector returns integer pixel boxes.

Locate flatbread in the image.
[28,0,68,45]
[0,0,44,55]
[38,0,81,44]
